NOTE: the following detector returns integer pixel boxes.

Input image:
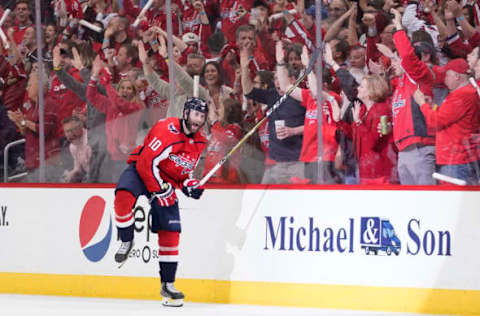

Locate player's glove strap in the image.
[182,179,204,199]
[150,182,177,207]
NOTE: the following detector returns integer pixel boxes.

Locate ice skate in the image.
[115,241,133,268]
[161,282,184,307]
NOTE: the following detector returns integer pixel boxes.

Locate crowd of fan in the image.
[1,0,480,185]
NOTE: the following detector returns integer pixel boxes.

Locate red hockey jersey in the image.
[391,30,435,151]
[128,118,207,192]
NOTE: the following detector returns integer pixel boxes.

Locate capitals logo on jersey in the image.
[392,91,406,118]
[168,123,180,134]
[306,109,318,122]
[53,83,67,93]
[169,153,195,174]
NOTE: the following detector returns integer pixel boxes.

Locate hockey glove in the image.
[181,179,204,199]
[151,182,177,207]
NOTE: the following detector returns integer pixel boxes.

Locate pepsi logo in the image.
[79,196,112,262]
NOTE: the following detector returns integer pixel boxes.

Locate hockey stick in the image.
[0,29,8,50]
[432,172,467,186]
[0,9,11,27]
[79,19,102,33]
[197,46,322,187]
[133,0,154,28]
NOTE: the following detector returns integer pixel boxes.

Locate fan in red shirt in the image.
[9,0,33,46]
[467,47,480,171]
[414,59,480,185]
[221,24,273,86]
[276,43,342,184]
[219,0,253,44]
[87,56,144,181]
[203,98,244,184]
[180,0,212,38]
[334,75,398,185]
[389,8,436,185]
[7,66,60,182]
[299,87,342,184]
[0,54,27,112]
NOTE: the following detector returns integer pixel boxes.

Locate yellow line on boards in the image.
[0,273,479,315]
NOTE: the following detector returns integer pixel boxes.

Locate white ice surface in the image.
[0,294,443,316]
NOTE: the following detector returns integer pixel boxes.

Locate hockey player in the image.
[113,97,208,307]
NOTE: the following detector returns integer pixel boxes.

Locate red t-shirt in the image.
[299,89,340,163]
[21,96,59,169]
[11,24,32,46]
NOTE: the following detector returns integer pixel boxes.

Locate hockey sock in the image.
[159,262,178,283]
[158,230,180,283]
[114,190,136,242]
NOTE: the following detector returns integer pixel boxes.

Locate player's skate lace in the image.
[115,241,133,264]
[161,282,184,299]
[118,241,131,254]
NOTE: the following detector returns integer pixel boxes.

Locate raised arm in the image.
[54,45,90,102]
[6,28,21,65]
[392,9,433,83]
[154,27,188,55]
[105,83,142,114]
[86,56,110,114]
[347,5,359,46]
[446,0,476,40]
[172,61,209,100]
[324,43,358,101]
[240,45,253,95]
[426,0,446,41]
[139,41,171,99]
[325,7,354,42]
[276,41,302,101]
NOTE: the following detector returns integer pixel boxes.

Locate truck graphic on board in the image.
[360,217,401,256]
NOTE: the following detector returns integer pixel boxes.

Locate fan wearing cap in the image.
[177,26,212,60]
[413,58,480,184]
[302,5,328,46]
[178,32,201,63]
[183,32,200,49]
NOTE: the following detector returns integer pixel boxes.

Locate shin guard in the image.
[158,230,180,283]
[114,190,136,241]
